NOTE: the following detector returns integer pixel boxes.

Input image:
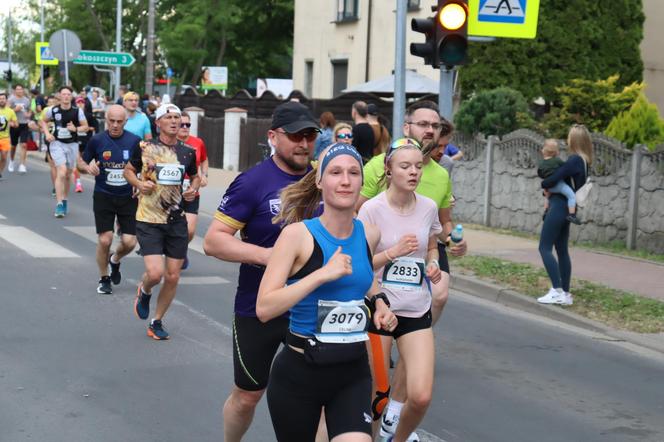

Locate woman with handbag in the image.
[537,124,593,306]
[256,142,397,442]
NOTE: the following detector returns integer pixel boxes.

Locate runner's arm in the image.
[256,223,344,322]
[203,219,271,266]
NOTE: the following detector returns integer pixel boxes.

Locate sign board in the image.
[201,66,228,91]
[166,67,173,79]
[35,42,59,65]
[73,50,135,67]
[49,29,82,61]
[468,0,540,39]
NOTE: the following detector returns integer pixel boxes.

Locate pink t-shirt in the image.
[358,192,442,317]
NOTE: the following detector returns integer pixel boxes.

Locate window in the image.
[336,0,359,22]
[304,61,314,97]
[331,60,348,97]
[407,0,421,11]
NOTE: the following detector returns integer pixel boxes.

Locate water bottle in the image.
[450,224,463,244]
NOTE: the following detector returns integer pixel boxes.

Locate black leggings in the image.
[267,346,373,441]
[539,195,571,292]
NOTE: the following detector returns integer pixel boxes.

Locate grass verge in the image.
[451,255,664,334]
[463,223,664,264]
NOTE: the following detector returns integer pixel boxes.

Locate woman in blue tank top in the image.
[257,143,396,442]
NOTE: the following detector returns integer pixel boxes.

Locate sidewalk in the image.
[462,229,664,303]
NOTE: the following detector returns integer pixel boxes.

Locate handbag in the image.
[574,157,592,208]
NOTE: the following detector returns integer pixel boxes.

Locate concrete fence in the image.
[452,129,664,254]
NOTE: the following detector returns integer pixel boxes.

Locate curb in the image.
[450,274,664,355]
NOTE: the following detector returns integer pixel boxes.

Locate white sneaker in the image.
[380,414,398,438]
[561,292,574,305]
[537,288,566,304]
[18,164,27,174]
[380,414,418,441]
[7,160,14,172]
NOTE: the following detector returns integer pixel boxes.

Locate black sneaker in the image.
[134,285,151,320]
[147,319,170,340]
[566,214,582,225]
[97,276,112,294]
[109,256,121,285]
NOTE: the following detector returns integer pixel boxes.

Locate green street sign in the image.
[73,50,135,67]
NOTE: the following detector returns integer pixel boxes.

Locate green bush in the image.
[605,94,664,150]
[540,75,643,138]
[455,87,534,136]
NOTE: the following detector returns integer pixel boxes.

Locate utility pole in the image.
[114,0,122,100]
[7,9,13,90]
[393,0,407,139]
[40,0,45,93]
[145,0,155,95]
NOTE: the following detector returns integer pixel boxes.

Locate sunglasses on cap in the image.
[276,129,318,143]
[336,133,353,140]
[180,123,191,128]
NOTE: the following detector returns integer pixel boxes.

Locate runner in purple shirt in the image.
[203,101,319,442]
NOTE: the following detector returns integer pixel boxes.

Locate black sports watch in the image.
[371,292,391,309]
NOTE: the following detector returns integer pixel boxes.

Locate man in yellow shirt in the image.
[0,92,19,178]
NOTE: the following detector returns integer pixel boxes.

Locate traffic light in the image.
[410,16,437,67]
[3,70,12,82]
[436,0,469,66]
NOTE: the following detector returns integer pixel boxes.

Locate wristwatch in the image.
[371,292,391,309]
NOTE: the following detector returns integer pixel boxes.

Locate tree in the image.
[605,94,664,150]
[454,87,534,136]
[539,75,643,138]
[459,0,644,102]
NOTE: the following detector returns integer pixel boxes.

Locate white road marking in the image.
[0,226,79,258]
[0,214,6,220]
[63,226,141,258]
[178,276,230,285]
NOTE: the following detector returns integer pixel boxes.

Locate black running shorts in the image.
[10,123,31,146]
[136,215,189,259]
[370,309,432,339]
[232,314,288,391]
[93,191,138,235]
[183,195,200,214]
[267,346,372,441]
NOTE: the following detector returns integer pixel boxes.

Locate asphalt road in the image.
[1,158,663,442]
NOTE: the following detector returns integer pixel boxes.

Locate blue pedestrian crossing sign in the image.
[35,42,59,66]
[469,0,540,39]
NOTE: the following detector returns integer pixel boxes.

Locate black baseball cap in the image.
[270,101,320,133]
[367,103,379,116]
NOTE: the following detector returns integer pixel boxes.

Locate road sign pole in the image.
[114,0,122,100]
[439,66,454,121]
[63,32,69,86]
[393,0,407,139]
[40,0,45,93]
[7,10,12,90]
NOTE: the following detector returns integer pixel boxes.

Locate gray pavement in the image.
[1,155,664,441]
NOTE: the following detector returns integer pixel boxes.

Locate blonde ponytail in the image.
[272,168,321,225]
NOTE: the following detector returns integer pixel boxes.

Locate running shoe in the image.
[537,288,567,305]
[380,414,399,438]
[54,202,65,218]
[18,164,27,174]
[7,160,14,173]
[62,200,68,215]
[134,284,151,320]
[51,188,56,198]
[562,292,574,306]
[109,256,122,285]
[147,319,170,340]
[75,181,83,193]
[181,255,189,270]
[97,276,112,294]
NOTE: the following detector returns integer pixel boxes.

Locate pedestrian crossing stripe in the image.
[479,0,525,23]
[0,226,79,258]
